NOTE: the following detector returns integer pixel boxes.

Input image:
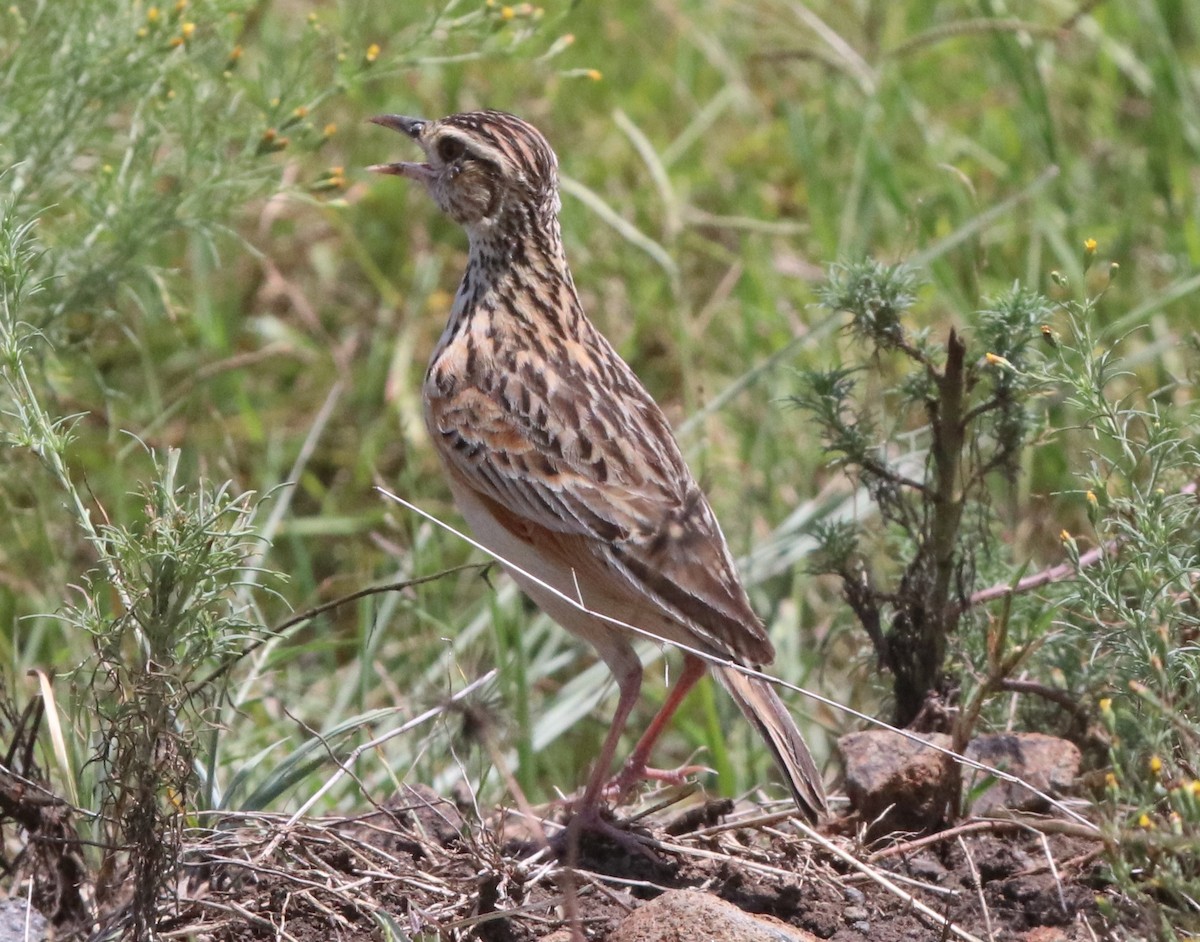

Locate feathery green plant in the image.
[797,259,1051,727]
[1038,269,1200,938]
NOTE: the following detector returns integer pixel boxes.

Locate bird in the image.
[369,109,826,826]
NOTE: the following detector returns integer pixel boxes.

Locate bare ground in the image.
[135,786,1110,942]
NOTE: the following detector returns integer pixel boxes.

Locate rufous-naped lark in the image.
[371,110,825,823]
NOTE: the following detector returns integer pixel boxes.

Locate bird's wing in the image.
[427,366,773,664]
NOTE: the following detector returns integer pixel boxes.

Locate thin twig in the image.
[957,835,995,942]
[190,563,486,693]
[1039,830,1070,917]
[962,542,1111,611]
[996,678,1089,721]
[253,670,496,863]
[795,819,984,942]
[868,819,1017,862]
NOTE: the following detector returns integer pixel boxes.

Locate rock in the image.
[964,733,1081,815]
[0,899,47,942]
[840,730,1083,828]
[609,890,818,942]
[1022,928,1070,941]
[839,731,955,833]
[905,853,949,883]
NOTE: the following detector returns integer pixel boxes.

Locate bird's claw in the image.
[603,761,713,804]
[551,803,661,862]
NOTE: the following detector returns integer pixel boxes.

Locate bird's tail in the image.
[714,665,826,822]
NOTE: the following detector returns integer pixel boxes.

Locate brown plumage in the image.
[371,109,825,822]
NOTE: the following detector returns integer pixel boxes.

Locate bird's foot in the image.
[603,760,712,804]
[550,802,660,862]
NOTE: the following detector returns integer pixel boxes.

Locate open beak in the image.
[368,114,434,180]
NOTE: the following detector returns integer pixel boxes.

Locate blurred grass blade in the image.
[559,175,679,292]
[29,669,77,808]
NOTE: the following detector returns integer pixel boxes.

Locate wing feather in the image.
[427,352,773,664]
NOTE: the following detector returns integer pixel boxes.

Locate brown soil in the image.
[143,788,1109,941]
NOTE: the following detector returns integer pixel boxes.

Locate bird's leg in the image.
[551,651,664,860]
[575,653,643,811]
[607,654,708,801]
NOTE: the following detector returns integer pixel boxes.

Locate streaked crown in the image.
[371,110,560,229]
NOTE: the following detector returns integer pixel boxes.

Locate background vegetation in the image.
[2,0,1199,935]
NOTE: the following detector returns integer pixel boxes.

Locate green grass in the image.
[3,0,1200,935]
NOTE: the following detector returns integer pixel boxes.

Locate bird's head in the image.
[369,110,560,232]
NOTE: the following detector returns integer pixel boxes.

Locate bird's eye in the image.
[437,137,467,163]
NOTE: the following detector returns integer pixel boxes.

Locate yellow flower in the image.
[312,167,346,193]
[1104,772,1117,788]
[1099,698,1112,711]
[180,21,194,39]
[1084,237,1098,253]
[256,128,289,154]
[147,6,159,22]
[1150,756,1163,775]
[365,42,380,62]
[587,68,603,81]
[323,123,337,138]
[1059,529,1071,542]
[1086,490,1098,505]
[501,6,515,19]
[175,0,187,12]
[1138,813,1153,829]
[293,106,308,119]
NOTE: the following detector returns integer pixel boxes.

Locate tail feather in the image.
[715,666,826,822]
